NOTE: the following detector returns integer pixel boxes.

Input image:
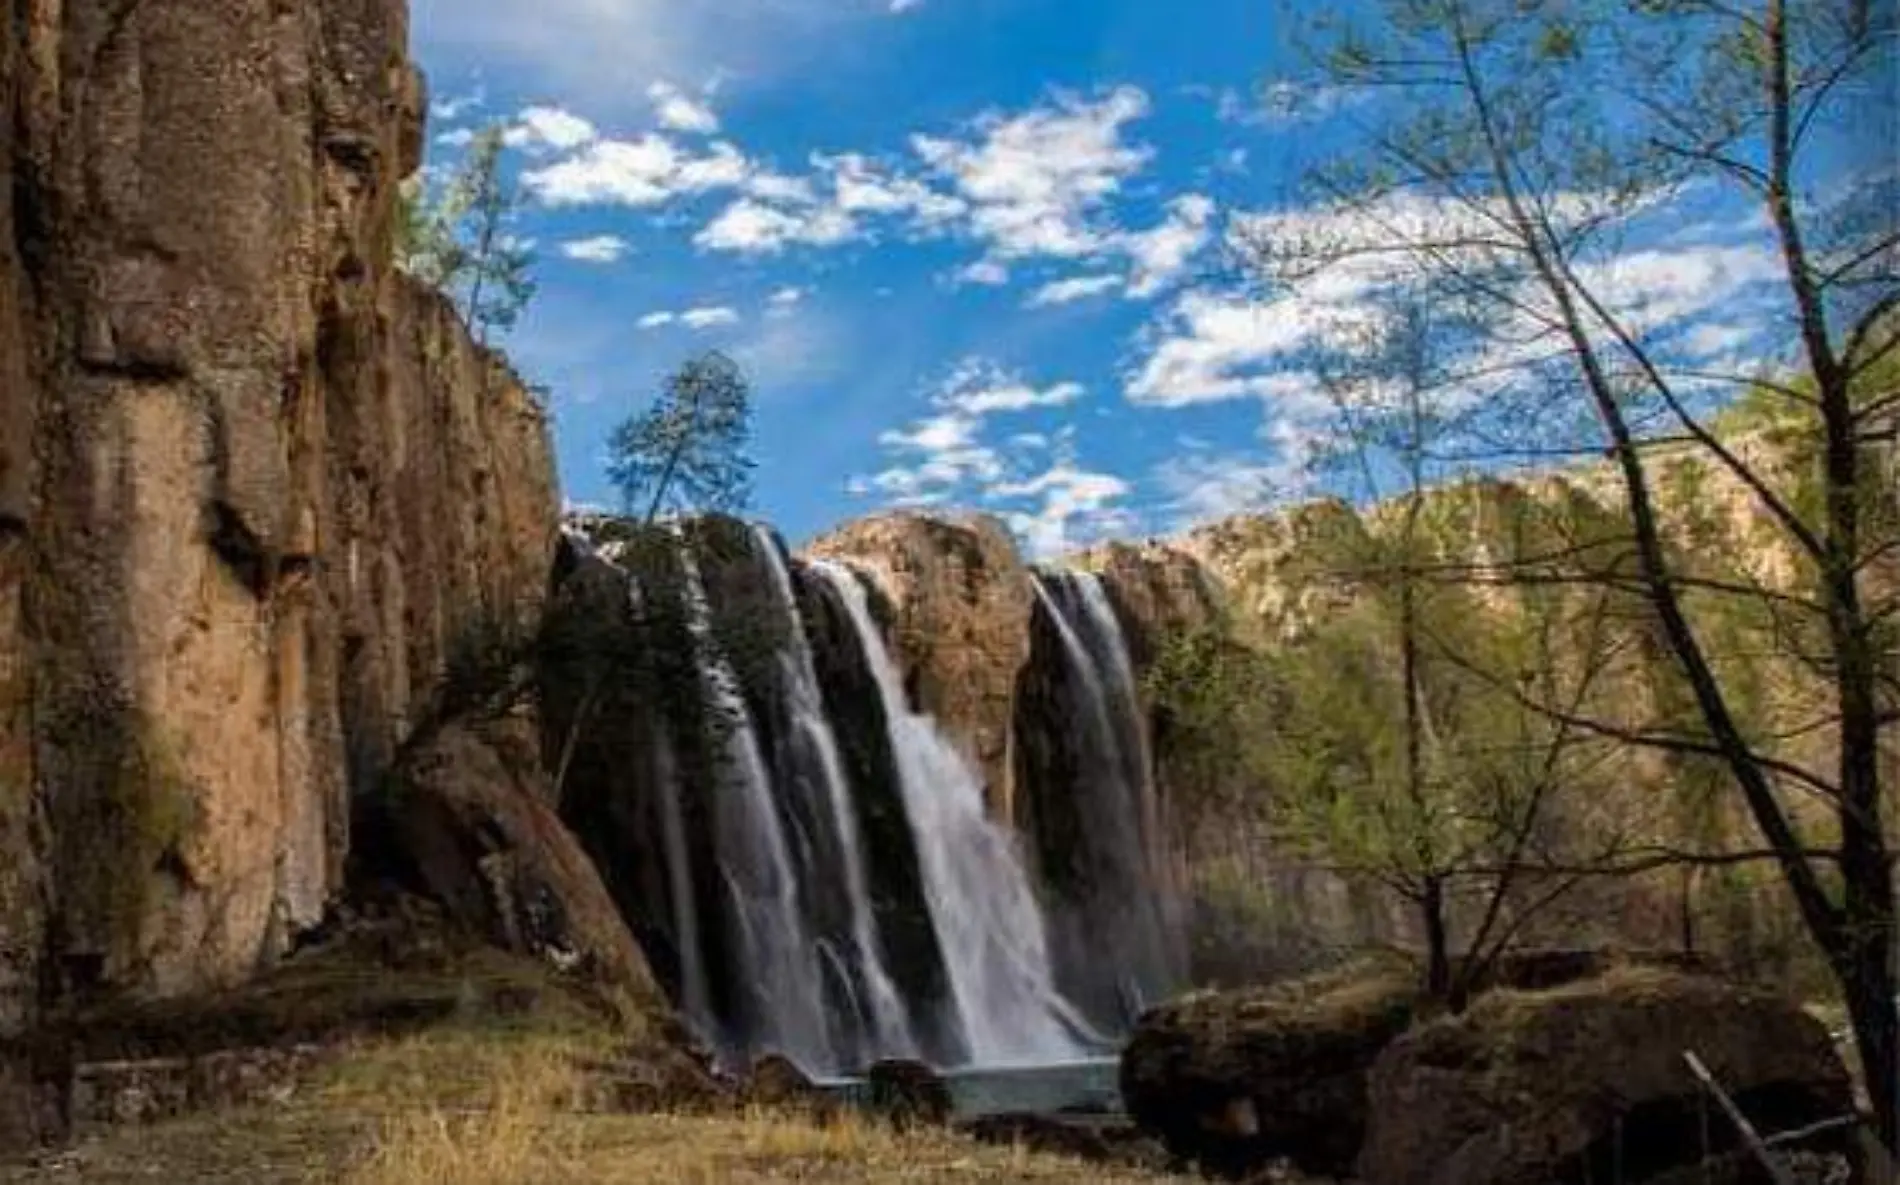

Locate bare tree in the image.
[1250,0,1899,1147]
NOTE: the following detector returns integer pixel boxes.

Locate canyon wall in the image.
[0,0,559,1036]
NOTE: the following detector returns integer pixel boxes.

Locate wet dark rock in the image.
[865,1059,953,1128]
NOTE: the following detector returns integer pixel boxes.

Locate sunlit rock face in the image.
[0,0,559,1031]
[805,512,1033,821]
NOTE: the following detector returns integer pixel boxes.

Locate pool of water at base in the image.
[814,1057,1123,1119]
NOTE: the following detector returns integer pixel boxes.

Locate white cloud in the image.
[560,235,633,263]
[914,86,1153,262]
[745,171,820,204]
[694,197,859,254]
[852,359,1087,508]
[1127,288,1337,407]
[648,80,720,134]
[1153,453,1283,527]
[1216,81,1368,127]
[430,88,486,121]
[681,305,742,329]
[635,305,741,331]
[1122,193,1216,298]
[819,153,967,225]
[1122,191,1792,521]
[954,259,1011,286]
[768,286,807,305]
[997,460,1134,558]
[505,105,599,154]
[435,127,476,148]
[890,0,924,11]
[524,135,749,207]
[1027,274,1123,307]
[936,359,1085,414]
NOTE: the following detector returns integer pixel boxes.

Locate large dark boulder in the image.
[1358,967,1857,1185]
[373,722,663,1012]
[1120,958,1421,1178]
[866,1058,954,1128]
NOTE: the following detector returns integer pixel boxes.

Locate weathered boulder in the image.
[1120,960,1421,1178]
[866,1058,954,1128]
[1357,967,1857,1185]
[740,1053,834,1114]
[372,723,662,1010]
[805,512,1031,817]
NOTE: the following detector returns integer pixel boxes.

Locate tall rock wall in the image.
[0,0,559,1034]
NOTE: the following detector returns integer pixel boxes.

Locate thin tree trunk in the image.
[1422,874,1451,999]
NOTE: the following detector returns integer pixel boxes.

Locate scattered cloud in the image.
[1027,274,1123,307]
[497,85,1198,291]
[648,80,720,135]
[1127,287,1330,407]
[1152,452,1283,528]
[1214,81,1369,127]
[636,305,741,331]
[505,105,599,154]
[560,234,634,263]
[819,152,967,225]
[681,305,742,329]
[890,0,924,11]
[430,88,487,122]
[914,86,1153,262]
[768,286,808,305]
[954,259,1011,286]
[1123,193,1216,298]
[694,196,858,253]
[851,359,1086,507]
[524,136,749,207]
[995,458,1134,558]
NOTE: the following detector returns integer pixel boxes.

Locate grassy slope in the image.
[0,953,1193,1185]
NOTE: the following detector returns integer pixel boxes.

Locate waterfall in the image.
[751,526,918,1063]
[673,535,836,1074]
[1028,570,1186,1026]
[811,560,1097,1067]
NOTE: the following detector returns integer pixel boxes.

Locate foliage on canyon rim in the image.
[1247,0,1898,1148]
[397,123,538,348]
[608,351,758,525]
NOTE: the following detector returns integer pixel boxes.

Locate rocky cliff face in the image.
[0,1,558,1035]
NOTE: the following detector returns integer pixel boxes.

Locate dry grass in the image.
[348,1103,1186,1185]
[3,988,1190,1185]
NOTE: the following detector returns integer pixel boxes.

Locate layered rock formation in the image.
[0,0,559,1035]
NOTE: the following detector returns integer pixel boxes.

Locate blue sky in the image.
[406,0,1850,555]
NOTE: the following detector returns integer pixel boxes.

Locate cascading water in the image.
[672,535,836,1073]
[1028,570,1187,1027]
[811,560,1098,1067]
[750,526,918,1063]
